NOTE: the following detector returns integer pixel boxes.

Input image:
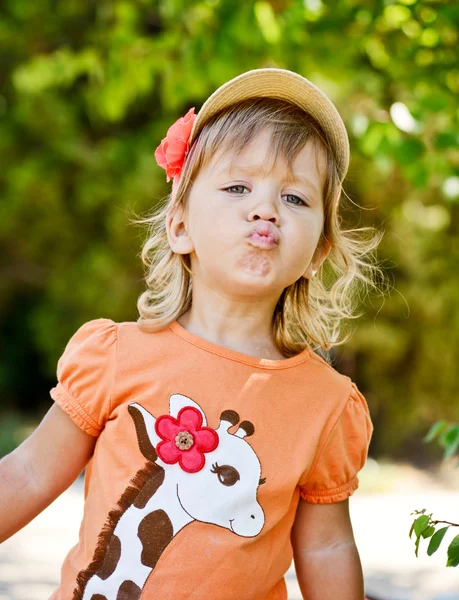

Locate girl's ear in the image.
[166,205,195,255]
[302,239,331,279]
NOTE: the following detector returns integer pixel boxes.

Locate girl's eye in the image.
[223,186,308,207]
[285,194,307,207]
[224,185,247,194]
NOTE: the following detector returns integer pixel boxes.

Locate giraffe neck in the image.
[133,476,194,535]
[81,472,194,600]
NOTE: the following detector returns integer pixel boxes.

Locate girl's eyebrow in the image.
[219,163,319,195]
[284,173,319,194]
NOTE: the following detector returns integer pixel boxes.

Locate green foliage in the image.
[447,535,459,568]
[0,0,458,458]
[409,421,459,566]
[424,420,459,465]
[409,509,459,567]
[428,526,450,555]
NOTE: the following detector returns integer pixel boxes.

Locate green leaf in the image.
[442,426,459,459]
[439,424,457,446]
[423,419,449,443]
[421,525,436,539]
[437,424,459,459]
[427,526,450,556]
[415,534,421,557]
[410,510,427,537]
[413,515,430,537]
[446,534,459,567]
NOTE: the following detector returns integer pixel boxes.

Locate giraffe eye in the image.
[259,477,266,485]
[211,462,240,486]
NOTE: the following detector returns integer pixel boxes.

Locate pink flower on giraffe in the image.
[155,405,219,473]
[154,107,196,183]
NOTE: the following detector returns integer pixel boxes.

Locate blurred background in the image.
[1,0,458,599]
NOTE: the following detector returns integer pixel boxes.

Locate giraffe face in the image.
[128,395,265,538]
[174,425,264,537]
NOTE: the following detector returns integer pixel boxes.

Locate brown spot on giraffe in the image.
[134,466,165,509]
[116,580,142,600]
[138,509,174,569]
[90,596,107,600]
[96,534,121,580]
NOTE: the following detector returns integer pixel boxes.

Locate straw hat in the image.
[188,67,350,183]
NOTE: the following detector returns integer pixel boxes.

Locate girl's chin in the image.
[221,272,288,296]
[235,253,276,278]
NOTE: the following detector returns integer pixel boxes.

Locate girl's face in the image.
[167,127,330,299]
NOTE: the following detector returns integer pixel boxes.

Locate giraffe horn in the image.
[219,409,239,432]
[234,420,255,438]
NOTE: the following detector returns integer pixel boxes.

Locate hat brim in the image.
[188,68,350,182]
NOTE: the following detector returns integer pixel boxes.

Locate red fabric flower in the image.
[154,107,197,183]
[155,406,219,473]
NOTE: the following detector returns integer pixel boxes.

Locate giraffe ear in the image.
[128,403,160,460]
[169,394,207,425]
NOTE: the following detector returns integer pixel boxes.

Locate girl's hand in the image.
[0,403,96,543]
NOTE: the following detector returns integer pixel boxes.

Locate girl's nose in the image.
[247,195,280,225]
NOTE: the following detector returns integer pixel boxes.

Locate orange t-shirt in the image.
[48,318,373,600]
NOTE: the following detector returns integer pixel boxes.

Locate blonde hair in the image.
[131,97,388,361]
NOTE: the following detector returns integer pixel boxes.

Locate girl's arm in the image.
[291,498,365,600]
[0,403,97,543]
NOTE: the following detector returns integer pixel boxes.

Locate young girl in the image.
[1,68,385,599]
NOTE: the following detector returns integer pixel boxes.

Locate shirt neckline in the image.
[168,319,312,369]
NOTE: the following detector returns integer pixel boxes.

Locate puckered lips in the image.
[246,223,280,248]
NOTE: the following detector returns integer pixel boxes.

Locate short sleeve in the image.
[49,318,118,436]
[299,381,374,504]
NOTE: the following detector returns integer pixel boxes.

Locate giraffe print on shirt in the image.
[72,393,266,600]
